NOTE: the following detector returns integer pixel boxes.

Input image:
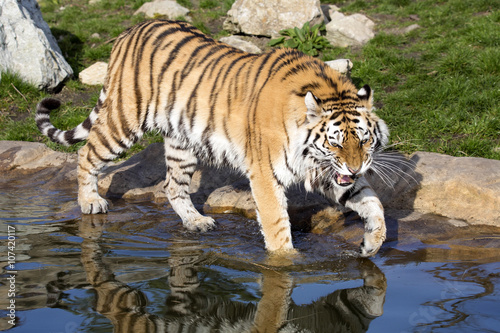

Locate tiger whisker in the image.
[371,160,419,186]
[370,164,397,189]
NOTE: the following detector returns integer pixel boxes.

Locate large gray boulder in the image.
[0,0,73,91]
[224,0,324,38]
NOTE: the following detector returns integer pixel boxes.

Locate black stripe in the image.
[133,22,166,127]
[322,96,340,104]
[86,143,113,168]
[64,129,82,145]
[47,128,57,141]
[171,175,190,187]
[82,117,93,131]
[339,185,370,206]
[165,155,185,162]
[169,194,189,201]
[283,148,295,175]
[269,49,303,78]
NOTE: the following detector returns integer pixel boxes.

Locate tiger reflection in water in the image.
[79,215,386,332]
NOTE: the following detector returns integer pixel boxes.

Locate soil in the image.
[54,85,101,107]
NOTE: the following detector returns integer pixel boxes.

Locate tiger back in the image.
[36,20,389,257]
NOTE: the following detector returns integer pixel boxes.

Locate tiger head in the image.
[302,84,389,190]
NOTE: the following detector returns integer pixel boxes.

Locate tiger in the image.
[36,19,389,257]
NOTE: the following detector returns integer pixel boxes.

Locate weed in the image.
[269,22,331,57]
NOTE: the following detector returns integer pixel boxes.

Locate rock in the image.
[325,11,375,47]
[134,0,190,19]
[402,23,420,34]
[219,36,262,54]
[324,59,353,76]
[0,141,77,191]
[398,152,499,226]
[224,0,324,38]
[0,0,73,91]
[320,4,340,24]
[388,23,420,35]
[79,62,108,86]
[0,141,76,172]
[366,152,500,227]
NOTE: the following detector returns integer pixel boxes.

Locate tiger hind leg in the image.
[164,137,215,232]
[77,123,137,214]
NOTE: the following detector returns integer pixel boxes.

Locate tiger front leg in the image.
[342,177,386,257]
[164,138,215,232]
[323,177,386,257]
[249,171,294,253]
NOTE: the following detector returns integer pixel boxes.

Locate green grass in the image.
[1,0,499,159]
[0,72,49,142]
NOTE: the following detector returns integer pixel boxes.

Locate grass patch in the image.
[0,72,48,142]
[1,0,499,160]
[328,0,500,159]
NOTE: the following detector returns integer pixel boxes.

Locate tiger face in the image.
[303,85,389,190]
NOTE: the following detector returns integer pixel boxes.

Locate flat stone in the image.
[367,152,500,226]
[324,59,353,76]
[219,36,262,54]
[79,62,108,86]
[134,0,190,19]
[387,23,421,35]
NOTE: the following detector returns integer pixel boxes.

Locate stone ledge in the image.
[1,141,498,228]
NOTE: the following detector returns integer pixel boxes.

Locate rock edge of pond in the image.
[1,140,499,260]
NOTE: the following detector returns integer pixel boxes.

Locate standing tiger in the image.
[36,20,389,257]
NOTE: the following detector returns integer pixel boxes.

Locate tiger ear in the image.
[305,91,321,122]
[357,84,374,110]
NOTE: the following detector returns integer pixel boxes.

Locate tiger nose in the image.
[348,167,359,175]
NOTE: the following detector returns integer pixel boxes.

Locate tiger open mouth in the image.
[334,171,356,186]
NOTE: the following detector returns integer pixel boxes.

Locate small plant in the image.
[268,21,331,57]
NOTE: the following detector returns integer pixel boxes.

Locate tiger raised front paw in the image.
[359,224,386,257]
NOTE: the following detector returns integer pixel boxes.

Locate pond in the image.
[0,183,499,332]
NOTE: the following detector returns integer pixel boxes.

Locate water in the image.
[0,184,499,332]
